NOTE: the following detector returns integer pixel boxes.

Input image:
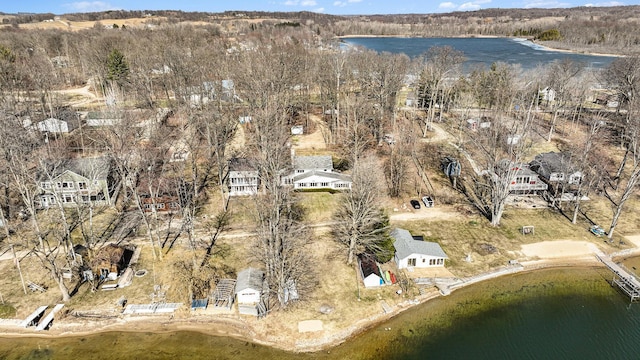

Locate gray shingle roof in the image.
[293,155,333,171]
[292,170,351,183]
[391,228,448,260]
[235,268,264,293]
[530,151,576,175]
[228,157,257,172]
[44,157,110,181]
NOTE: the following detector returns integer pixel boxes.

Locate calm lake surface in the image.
[1,268,639,359]
[342,37,617,70]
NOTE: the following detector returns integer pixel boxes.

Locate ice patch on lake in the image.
[511,38,548,51]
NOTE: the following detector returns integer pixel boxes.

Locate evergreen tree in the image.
[106,48,129,85]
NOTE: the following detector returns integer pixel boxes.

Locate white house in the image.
[539,87,556,102]
[37,118,77,134]
[228,158,259,196]
[282,155,352,190]
[289,170,352,190]
[235,268,264,316]
[392,228,448,269]
[359,254,384,288]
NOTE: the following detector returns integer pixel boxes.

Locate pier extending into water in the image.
[595,251,640,302]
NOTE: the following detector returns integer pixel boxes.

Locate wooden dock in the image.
[595,252,640,302]
[35,304,64,331]
[19,306,47,328]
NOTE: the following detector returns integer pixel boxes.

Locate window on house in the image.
[81,195,89,202]
[90,192,105,201]
[41,182,51,189]
[296,169,305,174]
[408,258,416,267]
[320,182,329,187]
[157,203,165,209]
[78,182,87,190]
[63,194,73,203]
[309,182,318,187]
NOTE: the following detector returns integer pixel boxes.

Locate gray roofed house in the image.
[529,151,583,186]
[391,228,448,269]
[282,155,352,190]
[37,157,114,208]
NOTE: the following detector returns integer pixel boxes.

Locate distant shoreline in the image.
[337,35,623,58]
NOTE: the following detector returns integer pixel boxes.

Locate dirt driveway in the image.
[389,206,460,222]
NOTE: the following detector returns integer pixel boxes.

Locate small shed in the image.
[91,244,127,279]
[235,268,264,313]
[359,254,384,288]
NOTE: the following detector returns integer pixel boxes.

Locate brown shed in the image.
[91,244,126,277]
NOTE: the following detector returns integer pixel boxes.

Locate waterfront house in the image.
[392,228,448,269]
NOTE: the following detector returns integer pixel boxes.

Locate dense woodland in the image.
[1,7,640,310]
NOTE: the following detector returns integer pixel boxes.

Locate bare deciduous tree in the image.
[332,157,389,265]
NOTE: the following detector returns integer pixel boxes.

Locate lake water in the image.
[341,37,617,71]
[1,268,639,359]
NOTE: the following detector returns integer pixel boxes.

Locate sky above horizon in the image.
[1,0,637,16]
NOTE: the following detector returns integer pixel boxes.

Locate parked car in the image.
[410,199,421,209]
[422,196,434,208]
